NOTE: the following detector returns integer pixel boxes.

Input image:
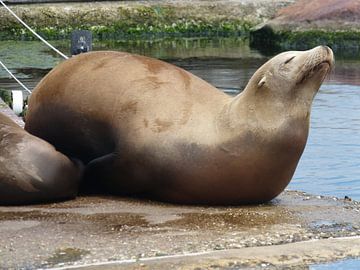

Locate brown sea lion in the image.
[0,112,82,205]
[25,46,334,205]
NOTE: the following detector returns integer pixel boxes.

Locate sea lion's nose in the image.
[323,45,331,54]
[313,45,332,54]
[319,46,335,68]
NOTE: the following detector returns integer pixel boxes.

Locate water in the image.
[311,258,360,270]
[0,38,359,201]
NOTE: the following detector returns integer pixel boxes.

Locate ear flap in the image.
[258,76,266,88]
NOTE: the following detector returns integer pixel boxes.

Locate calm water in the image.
[311,258,360,270]
[0,38,359,200]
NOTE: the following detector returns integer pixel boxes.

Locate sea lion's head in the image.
[245,46,334,104]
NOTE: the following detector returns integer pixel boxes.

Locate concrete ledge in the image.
[1,191,359,269]
[66,236,360,270]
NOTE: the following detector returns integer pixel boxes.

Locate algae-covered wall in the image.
[1,0,359,51]
[250,26,360,54]
[0,1,293,40]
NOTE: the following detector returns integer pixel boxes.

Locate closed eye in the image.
[284,56,295,64]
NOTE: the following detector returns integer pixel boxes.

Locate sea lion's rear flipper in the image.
[81,153,118,194]
[82,152,150,196]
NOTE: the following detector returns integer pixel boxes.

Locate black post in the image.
[71,30,92,56]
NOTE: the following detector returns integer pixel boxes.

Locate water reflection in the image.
[0,38,359,200]
[328,59,360,86]
[171,57,262,92]
[311,259,360,270]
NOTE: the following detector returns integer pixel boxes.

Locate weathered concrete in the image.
[70,237,360,270]
[0,191,359,269]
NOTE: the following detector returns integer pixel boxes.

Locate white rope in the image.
[0,59,31,94]
[0,0,68,60]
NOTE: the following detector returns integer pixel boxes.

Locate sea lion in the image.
[25,46,334,205]
[0,112,82,205]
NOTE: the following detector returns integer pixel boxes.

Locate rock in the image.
[274,0,360,29]
[250,0,360,52]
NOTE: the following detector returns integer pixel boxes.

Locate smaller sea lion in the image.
[0,112,82,205]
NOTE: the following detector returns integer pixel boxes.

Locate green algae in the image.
[250,27,360,53]
[5,23,358,53]
[276,30,360,50]
[0,20,252,41]
[0,5,253,41]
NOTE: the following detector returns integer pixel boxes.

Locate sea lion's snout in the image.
[296,46,334,85]
[318,45,334,69]
[311,46,334,70]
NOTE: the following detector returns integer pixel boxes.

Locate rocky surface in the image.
[250,0,360,51]
[1,190,360,269]
[270,0,360,30]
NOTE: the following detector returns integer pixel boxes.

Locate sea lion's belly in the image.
[106,131,300,204]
